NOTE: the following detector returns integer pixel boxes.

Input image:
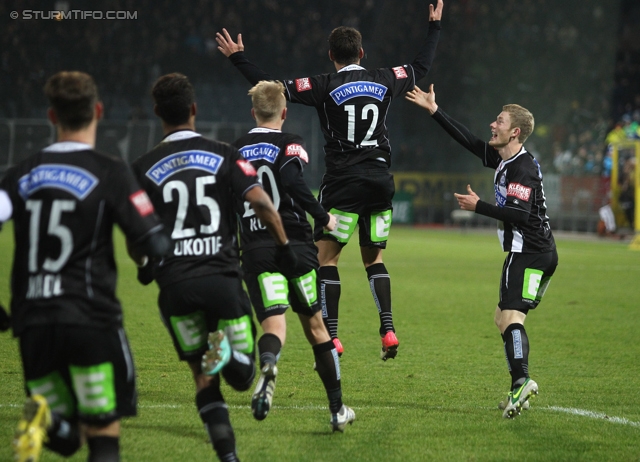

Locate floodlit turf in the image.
[1,224,639,461]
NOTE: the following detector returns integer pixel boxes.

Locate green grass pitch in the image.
[1,224,639,461]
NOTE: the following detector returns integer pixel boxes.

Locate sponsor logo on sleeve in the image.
[129,190,155,217]
[392,66,408,79]
[285,144,309,163]
[507,183,532,201]
[295,78,312,92]
[236,159,257,176]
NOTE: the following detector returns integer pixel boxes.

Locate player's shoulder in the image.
[286,73,331,88]
[281,132,305,146]
[510,150,543,179]
[281,134,309,164]
[371,64,412,81]
[139,135,237,164]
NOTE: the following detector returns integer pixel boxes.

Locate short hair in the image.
[503,104,535,143]
[152,73,195,126]
[248,81,286,122]
[328,26,362,65]
[44,71,98,131]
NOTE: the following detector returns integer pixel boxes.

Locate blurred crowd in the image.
[1,0,638,175]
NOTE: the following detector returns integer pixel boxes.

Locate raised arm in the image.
[406,85,498,166]
[216,28,273,86]
[409,0,444,83]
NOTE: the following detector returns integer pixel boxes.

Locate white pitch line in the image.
[1,403,639,428]
[543,406,640,428]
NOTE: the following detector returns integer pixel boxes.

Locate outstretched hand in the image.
[405,84,438,114]
[430,0,444,21]
[454,184,480,211]
[216,28,244,57]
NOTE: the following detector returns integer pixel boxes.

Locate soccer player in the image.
[131,73,296,461]
[405,84,558,418]
[233,80,355,431]
[216,0,444,360]
[0,71,171,462]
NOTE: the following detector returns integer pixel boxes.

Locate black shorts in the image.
[314,161,395,248]
[498,250,558,313]
[19,324,136,425]
[242,243,321,323]
[158,274,256,362]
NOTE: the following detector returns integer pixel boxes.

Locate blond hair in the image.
[248,81,286,122]
[503,104,535,143]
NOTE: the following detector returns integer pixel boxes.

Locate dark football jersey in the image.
[131,131,261,287]
[0,141,163,335]
[282,64,415,172]
[233,128,321,250]
[228,21,441,173]
[432,109,556,253]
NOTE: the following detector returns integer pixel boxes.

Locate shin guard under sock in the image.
[366,263,394,336]
[87,436,119,462]
[257,333,282,368]
[503,323,530,389]
[319,266,341,339]
[312,340,342,413]
[196,386,238,461]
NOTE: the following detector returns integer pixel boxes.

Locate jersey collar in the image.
[249,127,282,134]
[42,141,92,152]
[502,146,527,165]
[162,130,202,142]
[338,64,365,73]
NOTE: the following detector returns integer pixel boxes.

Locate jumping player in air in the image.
[217,0,444,361]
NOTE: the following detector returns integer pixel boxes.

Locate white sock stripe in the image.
[199,401,228,415]
[368,274,390,279]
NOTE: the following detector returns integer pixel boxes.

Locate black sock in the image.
[319,266,341,339]
[501,332,512,389]
[45,413,81,456]
[221,349,256,392]
[87,436,119,462]
[366,263,394,336]
[257,333,282,368]
[312,340,343,414]
[196,386,238,462]
[503,323,530,390]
